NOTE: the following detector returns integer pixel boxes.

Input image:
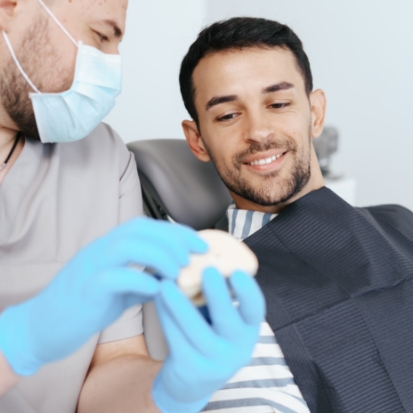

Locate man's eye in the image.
[94,31,109,42]
[217,113,237,122]
[270,102,290,109]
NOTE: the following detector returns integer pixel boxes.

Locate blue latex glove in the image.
[0,218,207,376]
[152,267,266,413]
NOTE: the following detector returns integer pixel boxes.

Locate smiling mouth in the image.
[245,152,286,166]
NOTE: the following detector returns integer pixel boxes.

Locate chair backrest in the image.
[312,127,338,175]
[127,139,233,359]
[127,139,232,230]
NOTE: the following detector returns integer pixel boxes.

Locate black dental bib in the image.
[244,187,413,413]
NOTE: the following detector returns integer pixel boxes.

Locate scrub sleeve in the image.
[0,123,144,413]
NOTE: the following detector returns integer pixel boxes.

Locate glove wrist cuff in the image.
[0,307,40,376]
[152,373,211,413]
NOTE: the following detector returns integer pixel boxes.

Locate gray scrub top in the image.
[0,123,144,413]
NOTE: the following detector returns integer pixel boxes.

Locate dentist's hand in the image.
[152,268,266,413]
[0,218,207,376]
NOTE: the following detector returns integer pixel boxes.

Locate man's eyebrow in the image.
[206,95,238,111]
[103,19,123,38]
[263,82,294,94]
[205,82,295,110]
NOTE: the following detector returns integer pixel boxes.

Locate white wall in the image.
[206,0,413,210]
[104,0,205,142]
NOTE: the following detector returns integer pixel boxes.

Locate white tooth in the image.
[250,155,283,166]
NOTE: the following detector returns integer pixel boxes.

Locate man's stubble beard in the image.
[0,14,65,140]
[203,131,312,207]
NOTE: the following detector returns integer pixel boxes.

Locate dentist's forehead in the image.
[59,0,128,25]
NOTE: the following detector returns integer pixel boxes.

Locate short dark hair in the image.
[179,17,313,126]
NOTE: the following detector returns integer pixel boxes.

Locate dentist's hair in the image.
[179,17,313,127]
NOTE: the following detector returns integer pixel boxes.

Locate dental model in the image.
[177,229,259,306]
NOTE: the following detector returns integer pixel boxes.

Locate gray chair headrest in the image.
[127,139,232,230]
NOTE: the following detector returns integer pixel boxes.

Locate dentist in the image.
[0,1,265,413]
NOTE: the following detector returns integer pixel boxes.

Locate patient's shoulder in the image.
[363,204,413,240]
[364,204,413,221]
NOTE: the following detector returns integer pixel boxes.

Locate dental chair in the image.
[127,139,231,360]
[126,127,339,359]
[127,139,232,231]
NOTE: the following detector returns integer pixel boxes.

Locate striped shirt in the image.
[203,205,310,413]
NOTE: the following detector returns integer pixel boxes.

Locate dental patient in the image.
[179,17,413,413]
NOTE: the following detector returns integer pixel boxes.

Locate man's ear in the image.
[0,1,18,32]
[182,119,211,162]
[309,89,327,139]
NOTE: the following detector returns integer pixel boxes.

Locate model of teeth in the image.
[249,153,282,166]
[177,229,259,306]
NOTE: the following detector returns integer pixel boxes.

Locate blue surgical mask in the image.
[2,0,122,144]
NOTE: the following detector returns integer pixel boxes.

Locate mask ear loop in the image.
[37,0,78,47]
[2,31,41,94]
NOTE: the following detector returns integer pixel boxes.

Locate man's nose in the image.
[244,109,274,143]
[103,41,121,56]
[109,46,121,55]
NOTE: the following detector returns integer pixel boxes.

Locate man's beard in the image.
[0,14,62,140]
[203,132,312,207]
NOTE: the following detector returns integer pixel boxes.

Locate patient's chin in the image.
[223,164,311,207]
[239,182,300,207]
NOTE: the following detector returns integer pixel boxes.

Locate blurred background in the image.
[104,0,413,210]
